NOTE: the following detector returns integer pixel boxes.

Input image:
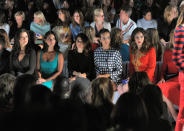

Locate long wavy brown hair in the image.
[146,28,162,61]
[110,27,122,50]
[71,10,85,28]
[130,27,152,54]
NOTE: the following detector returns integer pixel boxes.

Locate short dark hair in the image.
[142,7,152,16]
[99,28,110,37]
[120,5,132,17]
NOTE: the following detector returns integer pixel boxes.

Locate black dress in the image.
[10,49,36,76]
[157,17,177,42]
[9,21,29,40]
[68,50,95,80]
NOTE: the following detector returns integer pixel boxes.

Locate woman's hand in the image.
[79,73,87,78]
[71,43,76,50]
[73,71,80,76]
[37,78,47,84]
[160,39,168,46]
[93,37,100,44]
[36,33,43,40]
[69,77,76,82]
[158,78,165,83]
[97,74,110,78]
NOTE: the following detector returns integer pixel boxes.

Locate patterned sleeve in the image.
[173,26,184,71]
[110,51,123,83]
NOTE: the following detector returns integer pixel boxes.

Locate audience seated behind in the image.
[0,1,181,130]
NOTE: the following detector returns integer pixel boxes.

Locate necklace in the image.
[20,50,25,54]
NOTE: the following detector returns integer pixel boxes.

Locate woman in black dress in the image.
[10,29,36,76]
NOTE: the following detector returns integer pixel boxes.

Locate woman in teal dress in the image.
[36,31,64,89]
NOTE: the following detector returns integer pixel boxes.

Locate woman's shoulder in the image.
[57,52,64,58]
[94,47,102,52]
[147,47,156,55]
[137,18,144,23]
[149,47,156,52]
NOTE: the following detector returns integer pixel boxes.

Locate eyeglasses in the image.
[47,38,56,41]
[101,37,110,41]
[20,36,28,40]
[97,15,104,18]
[76,39,83,43]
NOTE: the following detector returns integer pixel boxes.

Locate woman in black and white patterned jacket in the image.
[94,29,123,84]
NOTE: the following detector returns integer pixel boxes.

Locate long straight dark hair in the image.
[42,31,59,53]
[11,29,32,58]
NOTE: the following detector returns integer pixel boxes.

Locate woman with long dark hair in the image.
[10,29,36,76]
[129,27,156,82]
[70,9,89,41]
[36,31,64,89]
[68,33,95,81]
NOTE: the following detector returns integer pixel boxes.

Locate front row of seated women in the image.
[0,27,156,88]
[0,27,177,91]
[1,28,123,89]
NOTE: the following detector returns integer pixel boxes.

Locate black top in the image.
[0,49,10,75]
[68,50,95,80]
[157,18,177,42]
[10,49,36,76]
[9,21,29,40]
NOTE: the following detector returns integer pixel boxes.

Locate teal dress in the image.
[40,51,58,88]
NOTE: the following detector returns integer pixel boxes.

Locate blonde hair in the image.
[83,26,95,43]
[167,29,174,49]
[14,11,25,21]
[34,11,47,25]
[52,26,65,43]
[52,26,71,44]
[164,5,178,22]
[176,9,184,28]
[94,8,103,21]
